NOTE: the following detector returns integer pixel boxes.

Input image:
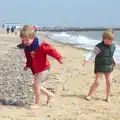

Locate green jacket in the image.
[94,41,116,73]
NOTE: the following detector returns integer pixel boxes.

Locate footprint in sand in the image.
[0,116,13,120]
[20,112,35,118]
[15,118,26,120]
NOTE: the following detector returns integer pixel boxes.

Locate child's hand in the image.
[113,60,116,68]
[83,60,88,66]
[59,60,64,64]
[24,66,28,71]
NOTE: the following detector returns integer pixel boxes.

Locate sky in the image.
[0,0,120,27]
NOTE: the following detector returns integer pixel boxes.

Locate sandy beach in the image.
[0,30,120,120]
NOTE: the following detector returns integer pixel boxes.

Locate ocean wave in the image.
[49,32,120,63]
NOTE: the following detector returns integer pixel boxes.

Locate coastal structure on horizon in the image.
[2,23,120,32]
[38,26,120,32]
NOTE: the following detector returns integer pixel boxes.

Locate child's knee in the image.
[106,80,111,86]
[94,81,100,86]
[33,81,40,88]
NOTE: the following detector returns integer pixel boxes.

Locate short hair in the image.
[102,29,114,40]
[22,25,33,30]
[20,25,36,38]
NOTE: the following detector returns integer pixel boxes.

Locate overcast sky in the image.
[0,0,120,27]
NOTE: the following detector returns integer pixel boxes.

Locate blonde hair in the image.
[102,29,114,40]
[20,25,36,38]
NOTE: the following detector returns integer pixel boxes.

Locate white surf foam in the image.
[49,32,120,64]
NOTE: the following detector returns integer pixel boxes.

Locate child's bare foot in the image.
[106,97,111,103]
[30,104,40,109]
[85,96,91,101]
[46,94,54,105]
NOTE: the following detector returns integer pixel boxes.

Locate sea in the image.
[48,31,120,64]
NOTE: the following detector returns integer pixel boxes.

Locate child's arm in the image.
[113,58,116,67]
[22,40,31,68]
[24,50,31,68]
[113,48,116,67]
[42,41,63,63]
[83,46,101,66]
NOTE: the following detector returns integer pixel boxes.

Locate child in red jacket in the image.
[20,25,63,108]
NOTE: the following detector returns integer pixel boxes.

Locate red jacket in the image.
[24,40,62,74]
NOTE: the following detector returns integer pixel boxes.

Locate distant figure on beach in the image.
[6,26,10,34]
[11,26,16,34]
[15,29,17,35]
[20,25,63,108]
[33,26,37,32]
[83,29,116,102]
[15,28,19,35]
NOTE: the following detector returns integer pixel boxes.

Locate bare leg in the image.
[30,74,41,108]
[34,79,40,104]
[105,72,112,102]
[39,70,53,104]
[40,86,53,104]
[31,80,53,104]
[31,70,52,108]
[86,72,103,100]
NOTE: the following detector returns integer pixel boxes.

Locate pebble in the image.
[0,48,34,106]
[0,45,65,106]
